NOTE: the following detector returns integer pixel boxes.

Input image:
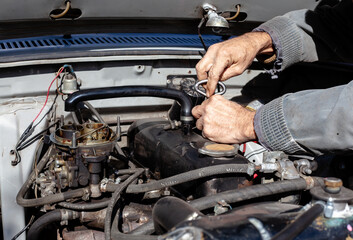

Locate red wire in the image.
[32,67,64,123]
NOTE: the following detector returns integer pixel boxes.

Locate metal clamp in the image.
[195,79,226,97]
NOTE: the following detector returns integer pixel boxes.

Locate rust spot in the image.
[313,216,327,231]
[237,179,253,189]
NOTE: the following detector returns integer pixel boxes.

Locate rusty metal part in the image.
[122,204,153,233]
[302,176,324,190]
[324,177,343,194]
[311,185,353,203]
[89,184,101,198]
[80,209,107,229]
[324,177,343,188]
[51,123,116,148]
[62,229,104,240]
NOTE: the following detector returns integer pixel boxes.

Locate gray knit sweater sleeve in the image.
[254,81,353,155]
[252,0,353,155]
[253,9,318,74]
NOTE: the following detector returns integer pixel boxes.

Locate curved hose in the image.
[16,145,89,207]
[125,163,250,193]
[71,111,80,125]
[153,197,204,232]
[18,188,88,207]
[129,221,155,235]
[57,199,109,210]
[50,1,71,19]
[190,177,324,211]
[225,4,241,21]
[65,86,194,127]
[104,168,145,240]
[271,203,324,240]
[83,101,106,123]
[71,101,105,125]
[27,209,80,240]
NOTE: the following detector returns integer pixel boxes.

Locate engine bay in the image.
[2,61,353,240]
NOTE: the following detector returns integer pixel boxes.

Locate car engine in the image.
[2,61,352,240]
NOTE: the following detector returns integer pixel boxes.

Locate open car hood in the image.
[1,0,318,22]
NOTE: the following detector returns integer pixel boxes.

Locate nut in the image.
[324,177,342,194]
[324,177,343,188]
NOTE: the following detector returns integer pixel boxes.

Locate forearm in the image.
[253,10,318,73]
[253,0,353,74]
[254,80,353,155]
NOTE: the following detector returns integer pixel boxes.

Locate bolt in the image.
[163,187,170,196]
[304,168,312,175]
[324,197,334,218]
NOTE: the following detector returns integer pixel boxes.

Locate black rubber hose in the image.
[18,188,88,207]
[16,146,52,207]
[190,177,324,211]
[57,199,109,210]
[271,203,324,240]
[16,145,89,208]
[129,221,155,235]
[27,209,80,240]
[153,197,204,232]
[105,168,145,240]
[65,86,193,125]
[125,164,250,193]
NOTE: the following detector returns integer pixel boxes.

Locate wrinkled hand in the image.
[196,32,273,97]
[192,95,256,144]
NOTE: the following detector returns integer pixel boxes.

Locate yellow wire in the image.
[225,5,241,21]
[50,1,71,19]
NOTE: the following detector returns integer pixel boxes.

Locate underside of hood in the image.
[0,0,318,22]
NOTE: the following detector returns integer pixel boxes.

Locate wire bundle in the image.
[12,65,72,166]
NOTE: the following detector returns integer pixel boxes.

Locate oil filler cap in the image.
[198,143,238,157]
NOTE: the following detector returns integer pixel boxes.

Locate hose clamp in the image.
[195,79,226,97]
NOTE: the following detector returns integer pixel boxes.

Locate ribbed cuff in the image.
[254,95,305,154]
[253,16,303,74]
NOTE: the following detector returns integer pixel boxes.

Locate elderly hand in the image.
[196,32,273,97]
[192,95,256,144]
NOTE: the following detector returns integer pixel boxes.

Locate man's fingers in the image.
[219,64,244,81]
[196,61,213,81]
[207,58,230,97]
[196,44,221,81]
[195,118,204,130]
[192,105,204,119]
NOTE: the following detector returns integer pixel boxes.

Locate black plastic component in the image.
[127,119,250,197]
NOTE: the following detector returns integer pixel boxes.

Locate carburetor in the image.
[36,122,117,198]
